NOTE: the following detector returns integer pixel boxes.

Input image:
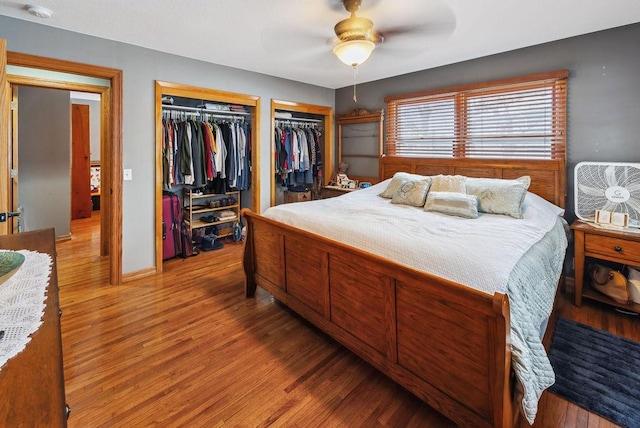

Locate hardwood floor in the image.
[56,212,638,427]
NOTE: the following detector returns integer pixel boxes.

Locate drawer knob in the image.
[614,245,622,252]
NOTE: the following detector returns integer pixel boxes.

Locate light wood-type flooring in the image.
[56,212,639,427]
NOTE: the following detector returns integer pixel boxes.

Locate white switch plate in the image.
[123,169,132,181]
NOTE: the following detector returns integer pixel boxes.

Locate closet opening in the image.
[270,100,333,207]
[155,81,260,271]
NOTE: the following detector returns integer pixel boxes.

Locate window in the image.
[385,70,568,160]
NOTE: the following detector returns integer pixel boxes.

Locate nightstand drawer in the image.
[585,234,640,260]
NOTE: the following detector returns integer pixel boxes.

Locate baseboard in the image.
[55,234,72,242]
[122,266,157,282]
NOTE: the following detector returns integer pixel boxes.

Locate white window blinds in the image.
[385,70,568,160]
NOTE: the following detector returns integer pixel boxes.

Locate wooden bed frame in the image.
[242,155,566,428]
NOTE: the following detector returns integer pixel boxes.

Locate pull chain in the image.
[352,65,358,103]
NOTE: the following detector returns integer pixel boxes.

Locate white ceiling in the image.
[2,0,640,89]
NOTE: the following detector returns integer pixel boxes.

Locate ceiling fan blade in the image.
[261,26,332,53]
[378,19,456,41]
[372,19,457,59]
[261,27,340,70]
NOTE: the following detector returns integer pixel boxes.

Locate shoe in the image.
[200,215,218,223]
[200,234,224,251]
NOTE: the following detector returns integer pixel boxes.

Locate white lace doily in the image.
[0,249,52,370]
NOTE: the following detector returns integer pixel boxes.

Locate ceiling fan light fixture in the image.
[333,39,375,67]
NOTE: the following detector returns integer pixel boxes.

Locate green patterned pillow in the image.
[379,172,429,198]
[465,176,531,218]
[391,178,432,206]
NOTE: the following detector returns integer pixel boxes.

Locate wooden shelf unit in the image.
[336,108,383,184]
[184,190,240,238]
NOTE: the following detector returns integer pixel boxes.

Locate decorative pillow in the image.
[465,176,531,219]
[391,178,432,207]
[379,172,428,198]
[429,174,467,193]
[424,191,479,219]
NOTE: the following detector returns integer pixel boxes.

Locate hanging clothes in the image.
[274,120,323,188]
[161,110,252,192]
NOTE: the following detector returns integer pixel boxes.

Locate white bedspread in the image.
[264,180,568,424]
[265,181,561,295]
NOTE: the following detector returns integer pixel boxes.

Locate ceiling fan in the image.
[260,0,456,93]
[330,0,457,67]
[331,0,383,67]
[333,0,458,101]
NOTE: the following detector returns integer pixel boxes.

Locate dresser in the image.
[0,228,68,426]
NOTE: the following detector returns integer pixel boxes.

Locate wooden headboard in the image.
[379,155,566,208]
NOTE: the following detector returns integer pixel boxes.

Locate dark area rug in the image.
[548,318,640,428]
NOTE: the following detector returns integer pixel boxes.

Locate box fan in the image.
[574,162,640,227]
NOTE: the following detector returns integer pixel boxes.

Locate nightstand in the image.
[571,220,640,313]
[321,186,358,199]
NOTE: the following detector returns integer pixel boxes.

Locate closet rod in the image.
[274,112,323,123]
[162,104,251,116]
[275,117,323,124]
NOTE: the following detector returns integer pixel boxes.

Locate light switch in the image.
[123,169,132,181]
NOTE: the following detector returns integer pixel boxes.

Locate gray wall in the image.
[1,15,335,274]
[335,23,640,223]
[18,86,71,237]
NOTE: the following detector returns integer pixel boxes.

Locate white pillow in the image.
[424,191,479,219]
[379,172,428,198]
[391,178,432,207]
[522,192,565,218]
[430,174,467,193]
[465,176,531,219]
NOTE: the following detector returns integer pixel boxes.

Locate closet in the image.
[155,81,260,270]
[161,103,252,193]
[270,100,333,206]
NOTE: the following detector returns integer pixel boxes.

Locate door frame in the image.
[6,52,123,285]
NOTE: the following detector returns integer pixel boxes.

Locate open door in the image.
[71,103,91,219]
[0,39,9,235]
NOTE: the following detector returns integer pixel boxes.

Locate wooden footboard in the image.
[242,209,514,428]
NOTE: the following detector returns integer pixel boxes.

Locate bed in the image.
[242,155,567,428]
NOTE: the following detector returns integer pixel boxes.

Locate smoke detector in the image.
[26,5,53,19]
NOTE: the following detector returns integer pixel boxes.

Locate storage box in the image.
[284,191,311,203]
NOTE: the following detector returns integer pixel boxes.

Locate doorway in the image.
[12,87,101,236]
[4,50,123,285]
